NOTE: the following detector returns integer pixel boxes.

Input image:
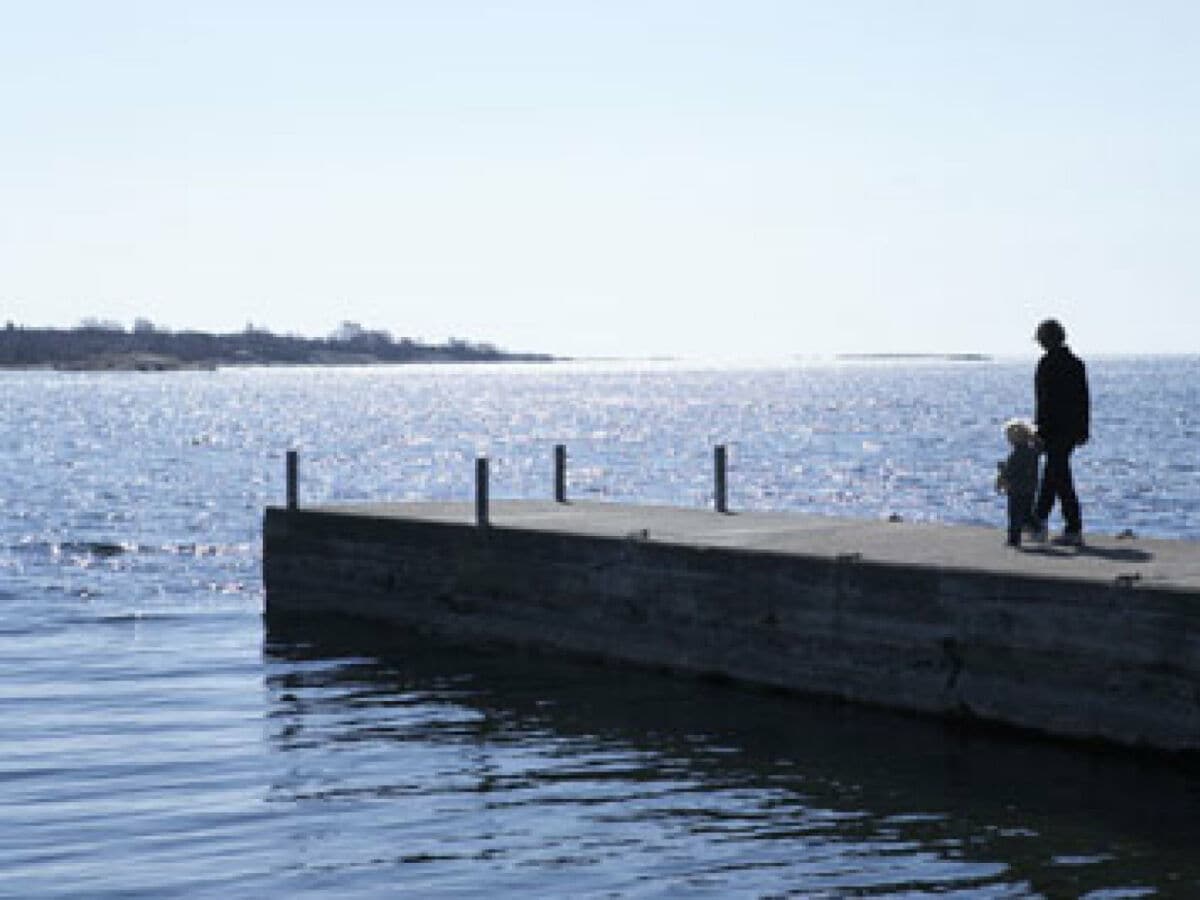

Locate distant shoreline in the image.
[1,353,560,373]
[0,323,557,371]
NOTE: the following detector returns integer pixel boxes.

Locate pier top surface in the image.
[298,500,1200,593]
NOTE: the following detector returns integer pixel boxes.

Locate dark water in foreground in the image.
[2,359,1199,897]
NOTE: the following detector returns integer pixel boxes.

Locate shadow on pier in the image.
[1020,544,1155,563]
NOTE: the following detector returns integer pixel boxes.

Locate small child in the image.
[996,418,1040,547]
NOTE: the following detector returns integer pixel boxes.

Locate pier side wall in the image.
[263,508,1200,752]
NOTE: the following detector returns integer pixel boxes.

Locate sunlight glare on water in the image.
[2,358,1199,897]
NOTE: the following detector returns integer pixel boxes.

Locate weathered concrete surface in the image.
[263,500,1200,753]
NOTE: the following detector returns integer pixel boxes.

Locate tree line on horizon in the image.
[0,319,553,367]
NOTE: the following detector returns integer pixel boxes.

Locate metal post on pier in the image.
[714,444,728,514]
[286,450,298,510]
[554,444,567,503]
[476,456,489,527]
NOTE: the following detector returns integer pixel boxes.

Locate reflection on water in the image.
[264,617,1200,898]
[4,360,1200,897]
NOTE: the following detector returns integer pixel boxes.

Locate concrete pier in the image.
[263,500,1200,753]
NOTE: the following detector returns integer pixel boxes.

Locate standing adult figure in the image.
[1032,318,1090,545]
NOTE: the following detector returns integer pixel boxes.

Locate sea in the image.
[2,356,1199,899]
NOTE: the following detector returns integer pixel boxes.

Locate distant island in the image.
[0,320,556,371]
[835,353,992,362]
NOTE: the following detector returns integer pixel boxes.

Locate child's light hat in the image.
[1003,418,1034,440]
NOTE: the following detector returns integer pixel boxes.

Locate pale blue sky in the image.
[2,1,1197,357]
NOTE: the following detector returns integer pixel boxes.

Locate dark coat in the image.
[1035,345,1089,445]
[1001,442,1040,496]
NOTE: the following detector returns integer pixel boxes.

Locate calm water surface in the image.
[2,358,1199,897]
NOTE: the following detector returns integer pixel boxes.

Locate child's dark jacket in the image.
[1001,443,1039,495]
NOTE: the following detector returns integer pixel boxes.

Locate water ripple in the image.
[3,360,1200,897]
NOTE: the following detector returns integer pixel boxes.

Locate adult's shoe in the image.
[1051,531,1084,547]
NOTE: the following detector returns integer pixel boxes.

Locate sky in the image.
[2,1,1197,358]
